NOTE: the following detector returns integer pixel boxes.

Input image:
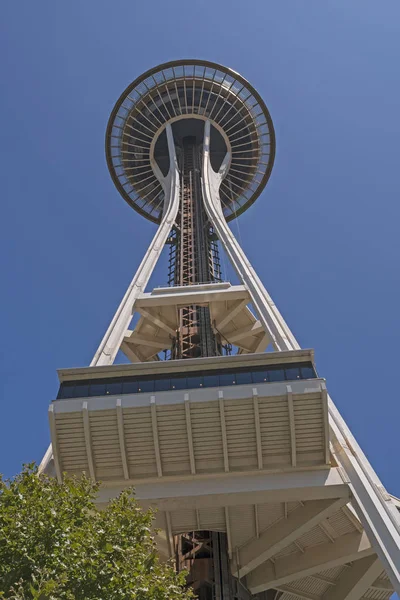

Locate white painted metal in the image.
[96,468,350,508]
[321,556,383,600]
[47,404,62,483]
[232,498,348,578]
[91,123,180,367]
[202,119,299,353]
[247,531,373,594]
[50,377,330,479]
[116,398,129,480]
[120,283,269,359]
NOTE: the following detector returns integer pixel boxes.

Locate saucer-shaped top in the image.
[106,59,275,223]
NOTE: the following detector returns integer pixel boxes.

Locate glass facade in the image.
[56,362,317,400]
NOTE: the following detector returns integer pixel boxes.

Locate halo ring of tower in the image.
[106,59,276,223]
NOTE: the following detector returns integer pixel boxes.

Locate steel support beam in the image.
[97,468,350,508]
[247,531,373,594]
[202,119,299,352]
[91,123,180,366]
[322,555,383,600]
[232,497,348,578]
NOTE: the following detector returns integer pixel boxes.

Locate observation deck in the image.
[106,59,275,223]
[49,349,330,482]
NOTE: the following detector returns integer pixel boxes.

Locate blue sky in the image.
[1,0,399,506]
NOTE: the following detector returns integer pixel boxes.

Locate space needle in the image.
[42,60,400,599]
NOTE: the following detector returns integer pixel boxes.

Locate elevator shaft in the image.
[173,136,220,360]
[169,138,241,598]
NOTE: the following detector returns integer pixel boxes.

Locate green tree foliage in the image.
[0,465,192,600]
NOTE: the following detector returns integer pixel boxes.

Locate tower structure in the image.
[41,60,400,599]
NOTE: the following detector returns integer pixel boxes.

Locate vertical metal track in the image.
[172,136,220,359]
[170,135,238,598]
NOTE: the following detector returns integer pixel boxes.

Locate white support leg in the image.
[329,402,400,592]
[202,119,299,352]
[91,123,180,367]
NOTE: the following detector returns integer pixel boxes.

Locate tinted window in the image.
[219,372,236,386]
[186,375,203,388]
[236,371,252,385]
[171,377,187,390]
[301,365,315,379]
[203,373,219,388]
[56,361,318,401]
[138,379,154,393]
[154,378,170,392]
[285,367,300,381]
[106,381,123,395]
[269,369,285,382]
[73,384,89,398]
[90,383,106,396]
[252,370,269,383]
[123,380,139,394]
[58,383,74,399]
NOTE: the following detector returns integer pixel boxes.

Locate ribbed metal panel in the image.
[53,387,328,480]
[258,396,291,467]
[318,565,348,579]
[123,406,158,477]
[364,589,392,600]
[279,591,303,600]
[198,507,226,531]
[224,398,258,471]
[156,404,191,475]
[89,410,123,479]
[257,502,285,532]
[290,575,331,596]
[55,412,88,475]
[170,509,197,534]
[327,508,357,537]
[274,542,299,559]
[293,394,324,463]
[297,524,330,550]
[229,504,256,549]
[190,401,224,473]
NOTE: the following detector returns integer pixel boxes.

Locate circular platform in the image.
[106,59,276,223]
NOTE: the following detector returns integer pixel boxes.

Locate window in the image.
[251,370,269,383]
[89,383,106,396]
[138,379,154,393]
[73,384,89,398]
[58,383,75,399]
[285,367,300,381]
[219,372,236,386]
[186,375,203,389]
[123,380,139,394]
[154,378,170,392]
[203,373,219,388]
[106,381,123,395]
[236,371,252,385]
[301,365,315,379]
[171,377,188,390]
[55,360,318,401]
[268,369,285,382]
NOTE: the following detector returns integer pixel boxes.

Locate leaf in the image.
[0,464,192,599]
